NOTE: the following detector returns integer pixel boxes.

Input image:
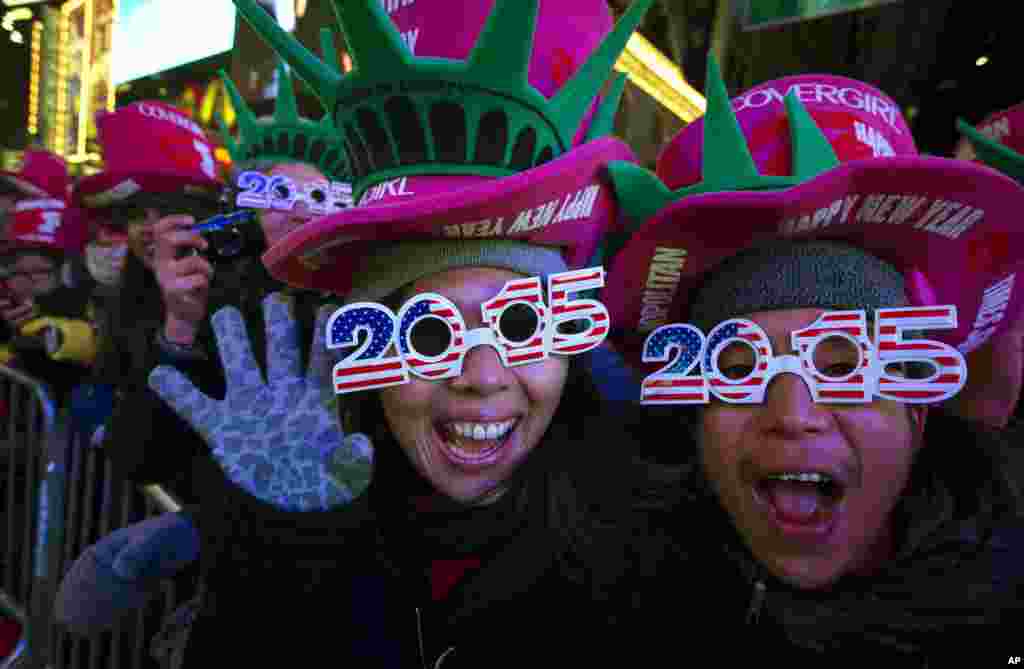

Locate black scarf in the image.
[369,424,549,566]
[681,411,1022,657]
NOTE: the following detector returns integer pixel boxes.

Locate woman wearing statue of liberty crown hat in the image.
[58,1,676,667]
[596,55,1024,661]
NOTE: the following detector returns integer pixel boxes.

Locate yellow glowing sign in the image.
[178,79,237,129]
[614,32,706,123]
[27,19,40,134]
[2,7,31,30]
[48,0,116,163]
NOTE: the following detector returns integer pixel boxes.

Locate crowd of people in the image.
[0,0,1021,666]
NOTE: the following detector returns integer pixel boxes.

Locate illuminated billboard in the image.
[112,0,237,85]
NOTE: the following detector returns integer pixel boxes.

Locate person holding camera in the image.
[70,101,226,505]
[91,67,351,511]
[55,63,355,652]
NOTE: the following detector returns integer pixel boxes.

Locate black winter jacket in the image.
[95,254,320,505]
[634,410,1024,667]
[173,375,663,668]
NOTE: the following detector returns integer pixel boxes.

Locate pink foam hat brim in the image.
[0,172,53,199]
[73,169,222,209]
[603,155,1024,364]
[264,136,636,294]
[0,150,70,200]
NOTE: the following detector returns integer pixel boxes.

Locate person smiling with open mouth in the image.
[371,264,570,504]
[602,57,1024,661]
[162,0,658,664]
[58,1,663,667]
[687,245,926,591]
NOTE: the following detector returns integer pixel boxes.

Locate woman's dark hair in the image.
[93,250,164,384]
[339,321,682,596]
[93,245,287,385]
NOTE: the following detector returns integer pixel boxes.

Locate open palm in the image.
[149,293,373,511]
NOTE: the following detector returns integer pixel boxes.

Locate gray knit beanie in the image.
[688,239,907,332]
[345,239,569,304]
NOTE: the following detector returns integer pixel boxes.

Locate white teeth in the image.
[773,472,832,484]
[448,420,516,441]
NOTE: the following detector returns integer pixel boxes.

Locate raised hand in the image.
[54,512,200,637]
[0,295,38,330]
[148,293,373,512]
[153,215,213,347]
[93,512,200,582]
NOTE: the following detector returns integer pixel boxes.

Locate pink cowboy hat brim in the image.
[0,172,52,199]
[603,155,1024,366]
[74,169,222,209]
[264,136,636,294]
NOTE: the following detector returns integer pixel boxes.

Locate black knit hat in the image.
[689,240,907,332]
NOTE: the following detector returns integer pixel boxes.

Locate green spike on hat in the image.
[606,54,840,227]
[217,61,350,182]
[230,0,655,202]
[599,54,840,265]
[956,118,1024,185]
[585,72,629,144]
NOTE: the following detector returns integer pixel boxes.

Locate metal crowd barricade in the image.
[1,368,195,669]
[0,365,57,669]
[46,386,194,669]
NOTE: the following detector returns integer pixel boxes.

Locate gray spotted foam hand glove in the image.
[148,293,373,512]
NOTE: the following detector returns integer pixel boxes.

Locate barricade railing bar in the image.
[1,365,56,669]
[1,369,192,669]
[48,406,193,669]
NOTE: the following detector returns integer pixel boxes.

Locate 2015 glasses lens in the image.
[497,303,541,344]
[408,316,452,358]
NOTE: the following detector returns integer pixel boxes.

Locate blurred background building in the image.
[0,1,1015,176]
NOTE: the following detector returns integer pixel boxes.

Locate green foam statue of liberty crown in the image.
[230,0,655,202]
[219,36,350,182]
[605,55,841,227]
[593,55,841,267]
[956,118,1024,185]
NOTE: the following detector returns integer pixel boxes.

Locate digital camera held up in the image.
[183,210,263,265]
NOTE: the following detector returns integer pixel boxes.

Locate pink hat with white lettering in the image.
[0,149,71,200]
[957,101,1024,184]
[0,198,88,258]
[74,101,223,210]
[601,58,1024,365]
[229,0,655,294]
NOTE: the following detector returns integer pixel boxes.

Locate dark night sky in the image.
[909,1,1016,156]
[0,17,32,149]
